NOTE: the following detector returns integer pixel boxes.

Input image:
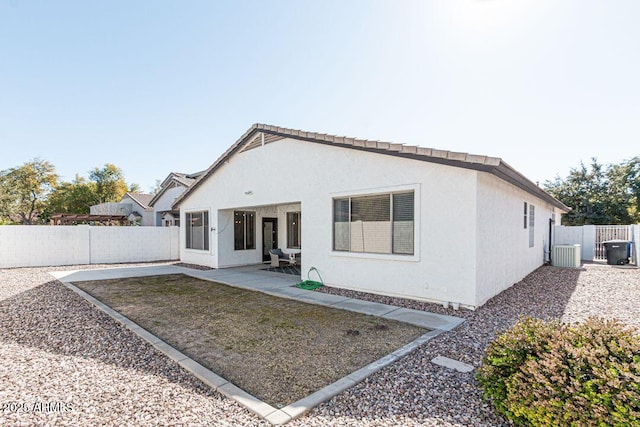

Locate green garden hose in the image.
[295,266,324,290]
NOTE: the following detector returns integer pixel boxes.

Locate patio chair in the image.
[269,249,289,267]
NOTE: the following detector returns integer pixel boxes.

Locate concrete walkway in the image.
[51,263,464,425]
[53,264,463,331]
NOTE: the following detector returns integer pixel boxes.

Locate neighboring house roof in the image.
[185,170,205,180]
[173,173,196,187]
[173,124,570,212]
[148,172,199,208]
[125,193,154,210]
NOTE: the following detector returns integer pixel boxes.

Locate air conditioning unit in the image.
[552,244,582,268]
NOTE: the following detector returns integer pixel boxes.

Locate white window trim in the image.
[286,211,302,249]
[184,208,211,253]
[234,210,256,251]
[330,183,420,262]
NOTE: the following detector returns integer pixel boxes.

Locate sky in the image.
[1,0,639,193]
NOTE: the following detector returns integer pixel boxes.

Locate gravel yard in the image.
[1,263,638,426]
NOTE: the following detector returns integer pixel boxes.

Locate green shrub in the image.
[476,317,640,427]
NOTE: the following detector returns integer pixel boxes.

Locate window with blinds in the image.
[333,191,414,255]
[186,211,209,251]
[529,204,535,248]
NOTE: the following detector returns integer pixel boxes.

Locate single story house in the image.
[148,172,202,226]
[90,193,155,226]
[173,124,569,309]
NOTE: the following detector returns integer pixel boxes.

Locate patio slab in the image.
[382,307,464,331]
[262,286,310,299]
[50,265,185,283]
[331,298,400,317]
[289,290,351,306]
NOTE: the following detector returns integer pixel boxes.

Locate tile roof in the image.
[173,124,570,211]
[126,193,154,209]
[149,172,200,207]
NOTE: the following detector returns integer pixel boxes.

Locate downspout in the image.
[548,218,555,265]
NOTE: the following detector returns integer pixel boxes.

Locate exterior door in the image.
[262,218,278,262]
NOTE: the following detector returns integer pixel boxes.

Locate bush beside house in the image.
[476,317,640,426]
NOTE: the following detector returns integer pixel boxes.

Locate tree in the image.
[0,159,58,224]
[47,175,98,214]
[89,164,129,204]
[47,164,141,215]
[544,157,640,225]
[150,179,163,195]
[608,156,640,223]
[89,164,140,204]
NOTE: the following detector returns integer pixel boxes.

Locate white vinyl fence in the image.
[0,226,180,269]
[554,224,639,264]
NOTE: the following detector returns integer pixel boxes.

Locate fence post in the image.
[633,224,640,266]
[582,225,596,261]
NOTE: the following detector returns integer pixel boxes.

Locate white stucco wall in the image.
[180,137,479,306]
[153,186,186,225]
[154,187,186,213]
[90,226,179,263]
[474,172,559,307]
[0,226,179,268]
[0,225,90,267]
[121,196,155,226]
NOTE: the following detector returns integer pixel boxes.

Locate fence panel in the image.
[594,225,631,260]
[0,225,180,268]
[554,224,637,262]
[553,225,595,261]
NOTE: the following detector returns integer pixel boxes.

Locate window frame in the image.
[529,204,535,248]
[287,211,301,249]
[234,210,256,251]
[332,189,416,257]
[185,210,209,251]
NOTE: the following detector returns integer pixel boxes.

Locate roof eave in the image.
[149,177,189,207]
[492,162,571,212]
[173,124,570,213]
[173,125,263,209]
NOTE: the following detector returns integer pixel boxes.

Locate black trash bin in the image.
[603,240,631,265]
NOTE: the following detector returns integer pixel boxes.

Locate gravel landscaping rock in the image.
[294,264,639,427]
[1,263,637,426]
[0,264,267,427]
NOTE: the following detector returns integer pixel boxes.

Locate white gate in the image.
[553,224,638,264]
[594,225,631,260]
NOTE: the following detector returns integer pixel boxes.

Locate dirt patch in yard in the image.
[73,274,427,408]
